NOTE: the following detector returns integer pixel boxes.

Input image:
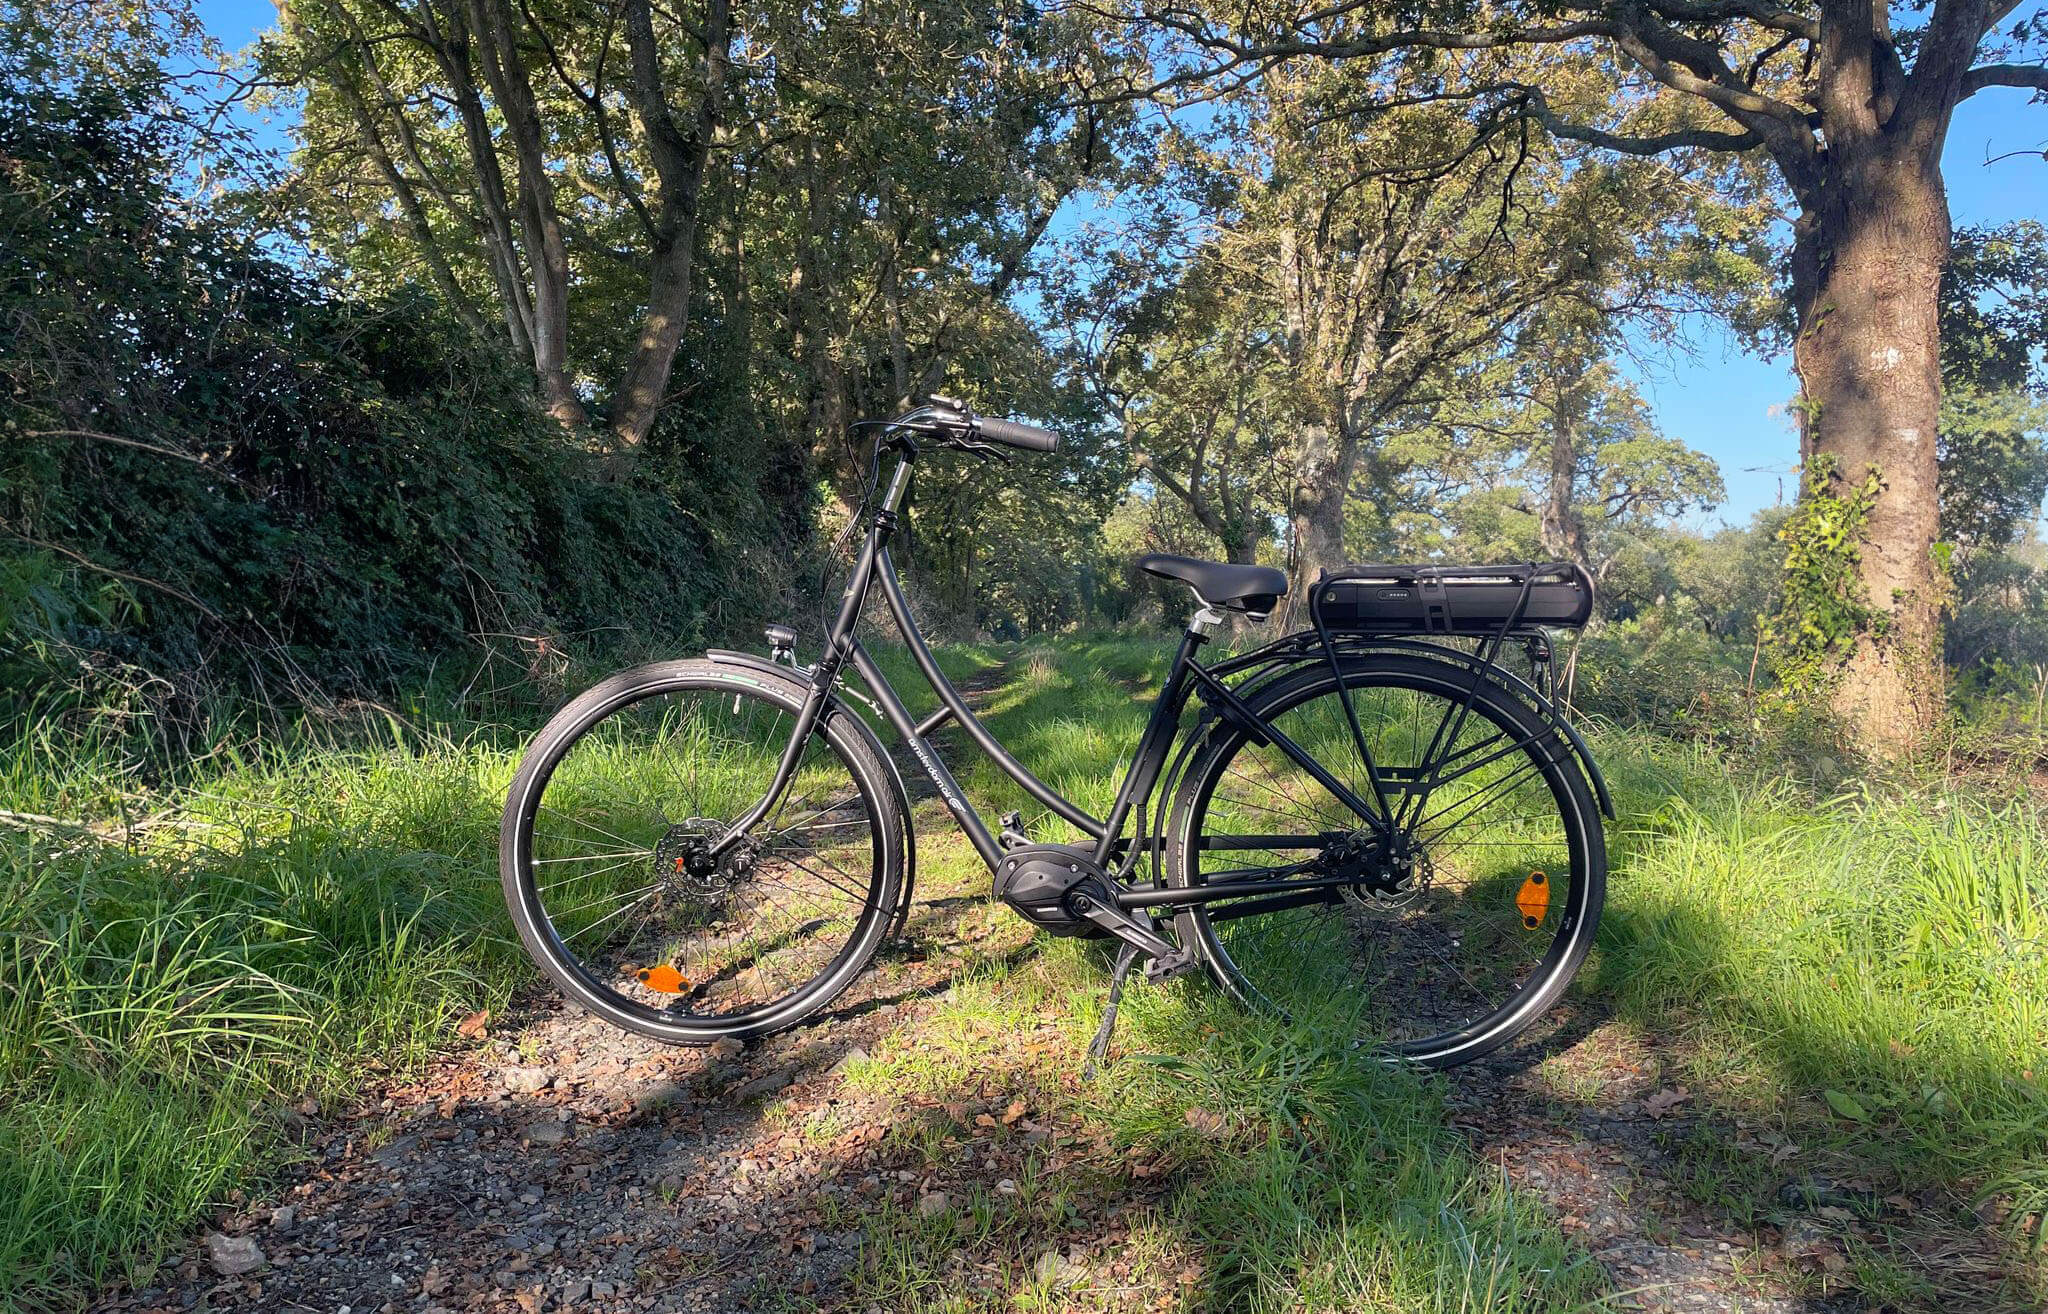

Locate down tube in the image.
[843,642,1002,869]
[873,552,1106,838]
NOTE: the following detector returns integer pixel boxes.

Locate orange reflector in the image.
[637,964,688,993]
[1516,871,1550,929]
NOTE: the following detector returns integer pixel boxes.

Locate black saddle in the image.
[1136,553,1289,620]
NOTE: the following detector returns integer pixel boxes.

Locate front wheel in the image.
[500,660,905,1044]
[1165,652,1605,1067]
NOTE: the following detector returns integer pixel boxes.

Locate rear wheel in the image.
[1165,652,1604,1067]
[500,660,904,1044]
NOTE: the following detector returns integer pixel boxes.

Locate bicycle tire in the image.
[500,659,905,1045]
[1165,650,1605,1067]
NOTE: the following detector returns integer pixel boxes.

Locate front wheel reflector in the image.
[1516,870,1550,929]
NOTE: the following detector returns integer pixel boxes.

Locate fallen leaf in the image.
[1184,1107,1227,1138]
[1823,1089,1870,1123]
[1001,1100,1026,1125]
[1642,1086,1690,1118]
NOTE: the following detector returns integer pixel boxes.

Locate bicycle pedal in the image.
[1142,947,1199,985]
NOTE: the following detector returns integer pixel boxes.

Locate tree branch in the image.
[1510,83,1763,155]
[1962,62,2048,95]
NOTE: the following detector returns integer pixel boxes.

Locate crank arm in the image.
[1066,889,1198,982]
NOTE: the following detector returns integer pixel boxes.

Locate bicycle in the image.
[499,397,1612,1069]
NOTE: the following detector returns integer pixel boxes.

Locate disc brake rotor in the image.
[651,817,756,902]
[1332,831,1431,912]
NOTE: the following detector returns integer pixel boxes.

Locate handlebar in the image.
[972,415,1059,453]
[875,395,1058,456]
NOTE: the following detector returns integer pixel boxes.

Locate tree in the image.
[1939,221,2048,558]
[1064,230,1291,568]
[1118,0,2048,753]
[1937,220,2048,677]
[273,0,1128,468]
[1074,65,1690,613]
[1415,343,1724,592]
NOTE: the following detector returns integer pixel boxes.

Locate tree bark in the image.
[1790,151,1950,754]
[467,0,585,427]
[421,0,537,362]
[1284,415,1358,623]
[610,0,731,451]
[1539,363,1592,576]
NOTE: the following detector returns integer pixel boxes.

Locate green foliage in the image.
[1940,388,2048,556]
[1760,456,1886,698]
[1598,745,2048,1295]
[1942,222,2048,397]
[0,712,524,1305]
[0,59,784,732]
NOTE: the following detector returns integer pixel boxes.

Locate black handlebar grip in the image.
[973,416,1059,453]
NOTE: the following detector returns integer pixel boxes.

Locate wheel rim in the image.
[512,682,889,1031]
[1180,667,1590,1058]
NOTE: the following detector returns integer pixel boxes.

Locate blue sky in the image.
[196,1,2046,531]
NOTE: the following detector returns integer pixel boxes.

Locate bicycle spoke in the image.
[516,681,889,1027]
[538,854,647,892]
[1182,660,1596,1062]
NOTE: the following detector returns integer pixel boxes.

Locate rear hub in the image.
[1322,830,1429,910]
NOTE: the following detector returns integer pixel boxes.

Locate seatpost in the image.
[1186,601,1228,642]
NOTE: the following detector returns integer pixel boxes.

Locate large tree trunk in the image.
[1789,151,1949,755]
[468,0,585,428]
[1539,364,1592,576]
[611,0,731,451]
[1284,417,1356,623]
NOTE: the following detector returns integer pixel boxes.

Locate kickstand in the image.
[1084,942,1144,1079]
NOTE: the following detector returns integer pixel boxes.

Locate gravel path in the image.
[97,934,2024,1313]
[96,961,1896,1314]
[94,900,1007,1314]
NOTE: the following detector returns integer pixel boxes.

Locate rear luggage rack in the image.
[1311,561,1594,637]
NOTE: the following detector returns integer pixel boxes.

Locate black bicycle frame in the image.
[712,436,1392,916]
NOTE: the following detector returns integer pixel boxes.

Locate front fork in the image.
[706,668,839,862]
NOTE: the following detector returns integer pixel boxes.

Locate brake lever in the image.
[957,439,1013,465]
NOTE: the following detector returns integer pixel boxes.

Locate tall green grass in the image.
[3,634,2043,1310]
[1596,740,2048,1230]
[0,726,525,1306]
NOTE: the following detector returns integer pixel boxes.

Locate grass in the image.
[2,633,2044,1310]
[1590,739,2048,1302]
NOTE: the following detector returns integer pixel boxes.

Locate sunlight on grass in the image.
[4,635,2044,1311]
[1597,741,2048,1224]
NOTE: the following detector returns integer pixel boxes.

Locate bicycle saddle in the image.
[1136,554,1289,619]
